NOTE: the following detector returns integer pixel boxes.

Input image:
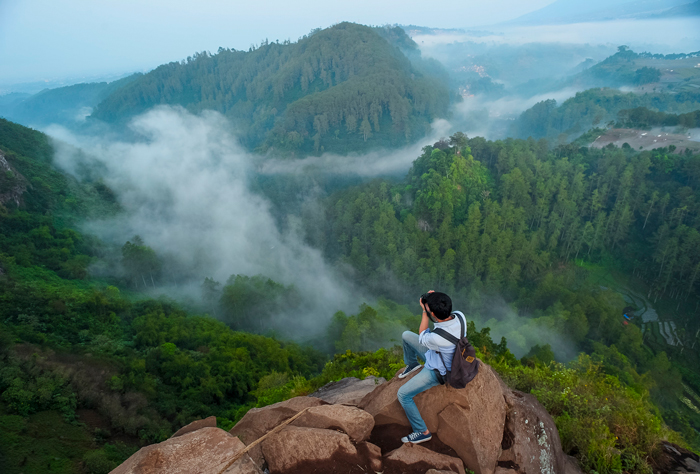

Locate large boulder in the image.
[498,389,567,474]
[171,416,217,438]
[230,397,326,468]
[110,427,261,474]
[359,362,507,474]
[383,443,464,474]
[260,425,358,473]
[292,404,375,442]
[309,376,386,405]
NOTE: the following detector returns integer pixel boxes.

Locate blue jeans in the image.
[397,331,441,433]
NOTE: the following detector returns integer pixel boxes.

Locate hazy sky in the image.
[0,0,554,84]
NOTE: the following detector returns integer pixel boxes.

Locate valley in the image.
[1,5,700,474]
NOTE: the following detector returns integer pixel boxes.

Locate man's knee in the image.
[402,330,416,343]
[397,385,410,404]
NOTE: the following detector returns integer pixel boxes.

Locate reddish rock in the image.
[359,441,383,472]
[292,404,374,442]
[498,389,567,474]
[383,443,464,474]
[425,470,459,474]
[110,427,261,474]
[437,403,503,474]
[230,397,326,468]
[171,416,217,438]
[359,362,506,474]
[309,376,386,405]
[260,425,357,473]
[494,469,518,474]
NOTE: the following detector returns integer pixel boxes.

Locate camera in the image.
[421,293,429,305]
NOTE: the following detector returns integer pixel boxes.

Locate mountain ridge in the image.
[90,22,451,155]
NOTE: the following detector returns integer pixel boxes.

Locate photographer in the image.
[396,290,465,444]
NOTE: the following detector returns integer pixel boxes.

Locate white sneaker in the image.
[398,364,422,379]
[401,431,432,444]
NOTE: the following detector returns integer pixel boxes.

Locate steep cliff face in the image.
[109,361,586,474]
[0,150,28,208]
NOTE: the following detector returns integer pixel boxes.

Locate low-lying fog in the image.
[415,18,700,55]
[32,15,700,357]
[49,107,364,338]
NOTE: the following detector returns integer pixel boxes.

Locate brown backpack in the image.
[433,311,479,389]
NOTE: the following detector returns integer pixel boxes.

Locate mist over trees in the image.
[511,88,700,141]
[3,13,700,473]
[89,23,451,154]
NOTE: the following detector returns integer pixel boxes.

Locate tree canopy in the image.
[91,23,450,154]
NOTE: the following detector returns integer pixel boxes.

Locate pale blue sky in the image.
[0,0,555,84]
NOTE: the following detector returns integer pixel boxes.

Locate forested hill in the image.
[511,88,700,141]
[0,74,141,129]
[1,116,699,471]
[90,23,451,154]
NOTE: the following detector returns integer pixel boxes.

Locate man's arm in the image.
[418,290,434,334]
[419,307,430,334]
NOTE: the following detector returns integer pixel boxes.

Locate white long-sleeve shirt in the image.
[418,311,466,375]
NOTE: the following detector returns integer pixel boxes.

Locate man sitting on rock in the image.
[397,290,464,444]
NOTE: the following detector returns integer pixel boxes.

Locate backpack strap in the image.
[432,311,466,345]
[433,328,459,345]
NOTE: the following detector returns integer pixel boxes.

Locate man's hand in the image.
[419,290,435,334]
[419,290,435,313]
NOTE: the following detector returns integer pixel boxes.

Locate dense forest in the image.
[305,132,700,450]
[616,107,700,129]
[511,88,700,142]
[1,114,700,473]
[89,23,451,154]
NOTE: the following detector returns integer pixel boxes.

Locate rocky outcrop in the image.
[111,363,587,474]
[309,376,386,405]
[0,150,27,208]
[291,404,374,442]
[110,427,261,474]
[383,443,464,474]
[229,396,327,468]
[498,389,566,474]
[261,425,358,473]
[359,362,507,474]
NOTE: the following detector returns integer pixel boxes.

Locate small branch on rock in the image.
[216,407,312,474]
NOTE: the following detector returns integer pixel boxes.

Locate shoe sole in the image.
[398,365,422,379]
[402,436,432,444]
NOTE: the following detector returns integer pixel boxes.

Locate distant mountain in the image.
[0,92,31,109]
[90,23,451,155]
[507,0,688,24]
[0,74,141,129]
[655,0,700,16]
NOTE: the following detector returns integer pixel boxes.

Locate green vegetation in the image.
[0,119,326,472]
[616,107,700,129]
[309,132,700,451]
[90,23,450,154]
[511,88,700,142]
[2,114,700,474]
[572,46,663,88]
[255,318,686,474]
